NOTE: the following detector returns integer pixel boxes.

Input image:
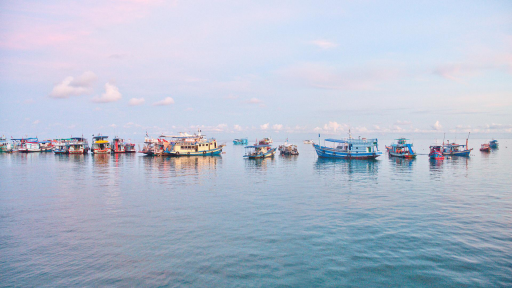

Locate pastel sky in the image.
[1,0,511,139]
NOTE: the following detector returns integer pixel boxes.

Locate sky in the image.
[1,0,511,140]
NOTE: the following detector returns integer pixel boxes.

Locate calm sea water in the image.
[1,138,511,287]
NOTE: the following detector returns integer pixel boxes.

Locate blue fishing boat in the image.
[244,144,276,159]
[489,139,499,149]
[313,134,382,159]
[233,138,248,145]
[442,133,472,156]
[53,139,70,154]
[386,138,416,158]
[163,130,224,156]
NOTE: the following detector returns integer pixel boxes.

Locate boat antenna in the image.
[443,133,445,146]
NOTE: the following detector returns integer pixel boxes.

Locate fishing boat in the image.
[0,136,13,153]
[140,137,169,156]
[303,140,313,144]
[278,143,299,155]
[233,138,248,145]
[53,139,70,154]
[489,139,499,149]
[69,137,89,154]
[480,143,491,152]
[91,135,110,154]
[442,141,472,156]
[10,139,23,152]
[429,145,444,160]
[124,140,136,153]
[442,133,472,156]
[111,137,126,153]
[39,140,53,152]
[244,144,276,159]
[163,131,224,157]
[313,132,382,159]
[18,138,40,153]
[387,138,416,158]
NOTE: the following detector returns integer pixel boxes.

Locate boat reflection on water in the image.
[429,158,444,179]
[314,158,379,176]
[389,156,415,172]
[244,157,276,172]
[142,155,222,181]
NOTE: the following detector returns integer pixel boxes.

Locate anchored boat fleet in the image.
[0,132,499,161]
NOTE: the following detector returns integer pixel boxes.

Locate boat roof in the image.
[71,137,86,140]
[325,138,377,144]
[93,136,108,139]
[95,140,109,144]
[444,144,466,147]
[11,138,38,141]
[246,144,271,148]
[39,140,51,143]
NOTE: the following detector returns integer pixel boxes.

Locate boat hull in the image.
[389,151,416,158]
[313,144,382,159]
[92,149,110,154]
[442,150,471,156]
[244,148,276,159]
[164,147,223,157]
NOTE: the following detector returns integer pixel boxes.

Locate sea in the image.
[1,138,511,287]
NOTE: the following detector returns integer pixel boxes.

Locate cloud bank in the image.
[49,71,97,98]
[153,97,175,106]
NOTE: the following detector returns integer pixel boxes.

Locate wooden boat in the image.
[244,144,276,159]
[489,139,499,149]
[140,137,169,156]
[124,140,136,153]
[163,131,224,157]
[233,138,248,145]
[53,139,70,154]
[443,133,472,156]
[429,145,444,160]
[39,140,53,152]
[18,138,40,153]
[387,138,416,158]
[111,137,126,153]
[313,132,382,159]
[278,143,299,155]
[442,142,472,156]
[0,136,13,153]
[68,137,89,154]
[91,135,110,154]
[480,143,491,152]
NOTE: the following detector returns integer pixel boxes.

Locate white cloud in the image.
[23,98,34,104]
[234,124,243,131]
[49,71,97,98]
[431,120,442,131]
[110,124,117,128]
[33,120,40,125]
[311,39,338,50]
[92,82,122,103]
[272,124,283,131]
[153,97,174,106]
[128,97,145,106]
[260,123,269,130]
[224,94,239,100]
